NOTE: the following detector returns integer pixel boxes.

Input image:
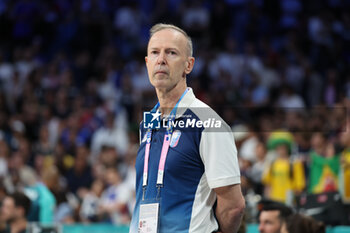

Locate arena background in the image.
[0,0,350,232]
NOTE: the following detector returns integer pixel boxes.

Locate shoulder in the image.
[188,98,232,133]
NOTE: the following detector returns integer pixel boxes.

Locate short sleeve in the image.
[199,127,241,189]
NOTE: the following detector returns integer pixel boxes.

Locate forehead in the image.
[260,210,280,221]
[3,197,15,206]
[148,29,187,51]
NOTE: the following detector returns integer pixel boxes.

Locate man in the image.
[99,166,131,224]
[1,192,31,233]
[130,23,245,233]
[281,213,325,233]
[20,166,56,223]
[262,136,305,203]
[258,202,293,233]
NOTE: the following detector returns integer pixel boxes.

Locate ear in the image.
[145,56,148,64]
[184,57,195,75]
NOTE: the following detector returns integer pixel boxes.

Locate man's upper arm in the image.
[199,128,241,189]
[214,184,245,209]
[214,184,245,233]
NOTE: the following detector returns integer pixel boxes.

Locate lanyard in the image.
[142,88,189,189]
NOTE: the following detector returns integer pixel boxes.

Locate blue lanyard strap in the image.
[142,88,189,189]
[149,87,189,133]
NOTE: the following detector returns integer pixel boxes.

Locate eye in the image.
[150,51,158,55]
[167,50,177,56]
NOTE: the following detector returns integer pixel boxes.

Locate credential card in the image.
[138,203,159,233]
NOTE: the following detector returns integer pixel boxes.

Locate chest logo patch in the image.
[170,130,181,148]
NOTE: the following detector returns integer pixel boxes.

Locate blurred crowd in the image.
[0,0,350,228]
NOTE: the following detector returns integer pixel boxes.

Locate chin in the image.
[152,80,170,89]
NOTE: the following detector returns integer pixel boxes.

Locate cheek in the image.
[146,63,152,73]
[147,69,153,79]
[174,63,186,75]
[146,66,155,80]
[273,222,282,231]
[281,224,288,233]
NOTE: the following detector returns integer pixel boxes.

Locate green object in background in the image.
[308,151,340,193]
[62,224,129,233]
[267,131,294,152]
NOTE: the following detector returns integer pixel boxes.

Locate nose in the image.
[156,51,166,64]
[258,224,264,233]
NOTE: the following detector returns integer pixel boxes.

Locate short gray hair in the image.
[149,23,193,57]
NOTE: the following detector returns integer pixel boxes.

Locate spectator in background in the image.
[122,144,138,213]
[99,166,131,224]
[0,180,8,232]
[43,165,74,224]
[0,192,31,233]
[239,126,259,164]
[308,133,340,194]
[97,144,127,178]
[180,0,210,37]
[262,137,305,204]
[324,69,339,107]
[80,179,104,223]
[90,112,129,163]
[249,141,268,195]
[9,119,26,152]
[277,85,305,109]
[281,213,325,233]
[40,166,60,222]
[20,166,56,224]
[5,151,35,193]
[33,124,55,157]
[0,138,9,177]
[258,202,293,233]
[65,145,93,195]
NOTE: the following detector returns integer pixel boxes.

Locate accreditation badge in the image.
[138,202,159,233]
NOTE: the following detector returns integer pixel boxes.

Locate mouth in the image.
[155,71,168,75]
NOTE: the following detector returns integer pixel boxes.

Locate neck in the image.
[156,82,187,116]
[10,218,26,233]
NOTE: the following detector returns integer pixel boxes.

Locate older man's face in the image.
[259,210,282,233]
[146,29,193,92]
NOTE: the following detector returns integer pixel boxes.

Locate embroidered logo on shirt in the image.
[170,130,181,148]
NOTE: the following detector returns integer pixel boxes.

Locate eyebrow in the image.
[148,47,181,52]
